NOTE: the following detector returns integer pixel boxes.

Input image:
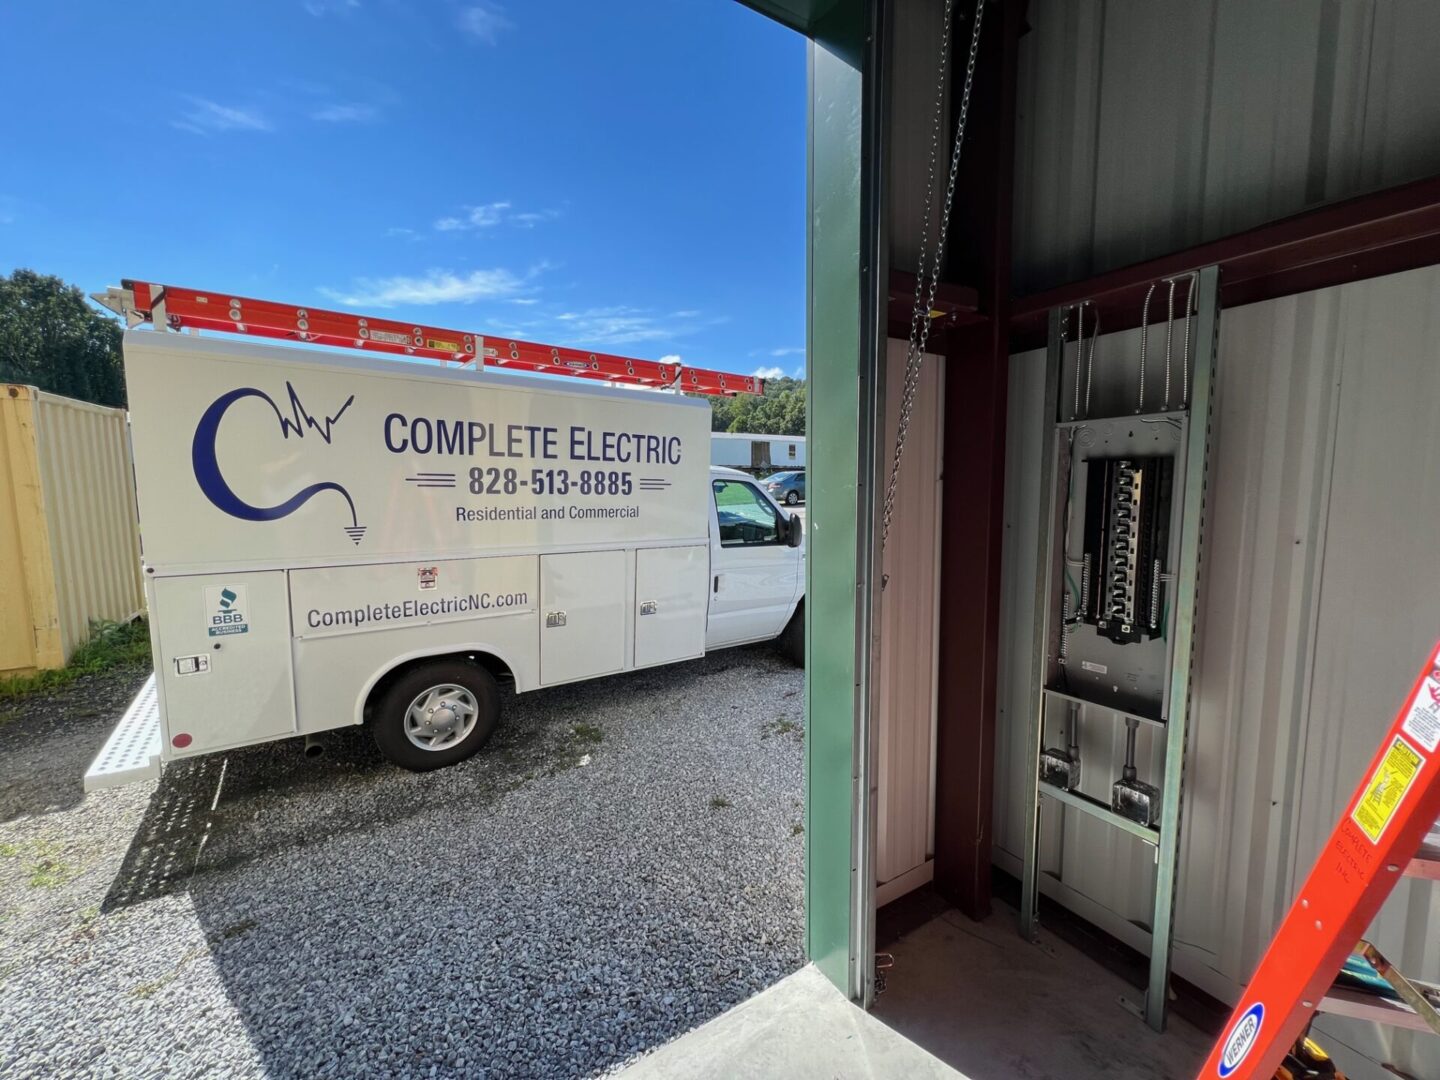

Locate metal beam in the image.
[931,0,1027,922]
[1011,173,1440,351]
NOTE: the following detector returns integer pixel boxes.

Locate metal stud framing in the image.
[1019,265,1220,1032]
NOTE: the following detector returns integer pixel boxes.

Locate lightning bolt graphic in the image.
[277,382,354,442]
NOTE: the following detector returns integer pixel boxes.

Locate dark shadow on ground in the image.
[0,663,152,823]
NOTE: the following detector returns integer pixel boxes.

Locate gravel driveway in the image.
[0,647,805,1079]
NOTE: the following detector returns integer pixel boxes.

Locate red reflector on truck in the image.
[171,733,193,749]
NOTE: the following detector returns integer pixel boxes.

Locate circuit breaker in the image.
[1081,456,1174,645]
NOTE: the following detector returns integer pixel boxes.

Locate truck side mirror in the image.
[785,511,804,547]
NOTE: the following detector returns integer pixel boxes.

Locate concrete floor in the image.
[873,906,1213,1080]
[616,904,1214,1080]
[613,964,964,1080]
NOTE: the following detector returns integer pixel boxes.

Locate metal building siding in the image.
[1011,0,1440,294]
[875,341,944,898]
[887,0,948,274]
[992,266,1440,1077]
[0,387,143,673]
[32,390,144,659]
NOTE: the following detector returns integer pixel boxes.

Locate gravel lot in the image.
[0,647,805,1079]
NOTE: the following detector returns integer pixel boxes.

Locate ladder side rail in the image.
[103,280,761,396]
[1199,640,1440,1080]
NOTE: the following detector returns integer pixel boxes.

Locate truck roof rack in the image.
[92,279,764,397]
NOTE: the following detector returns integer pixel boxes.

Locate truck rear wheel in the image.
[372,660,499,771]
[779,601,805,667]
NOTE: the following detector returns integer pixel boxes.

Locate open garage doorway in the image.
[0,3,814,1079]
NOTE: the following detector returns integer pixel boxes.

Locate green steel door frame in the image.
[804,0,887,1002]
[738,0,885,1004]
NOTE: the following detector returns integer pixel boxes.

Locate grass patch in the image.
[0,618,151,704]
[760,716,801,741]
[571,722,604,745]
[1,839,75,889]
[710,796,731,810]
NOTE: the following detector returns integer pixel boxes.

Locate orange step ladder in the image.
[1200,640,1440,1079]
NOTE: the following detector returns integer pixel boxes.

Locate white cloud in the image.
[458,3,511,44]
[434,201,560,232]
[386,226,417,238]
[311,102,379,123]
[304,0,359,14]
[321,267,532,307]
[172,98,271,135]
[753,366,786,380]
[670,309,701,319]
[659,354,682,366]
[549,306,695,348]
[770,346,805,357]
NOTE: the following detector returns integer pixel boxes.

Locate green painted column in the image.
[803,0,879,998]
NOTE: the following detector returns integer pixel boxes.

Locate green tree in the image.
[0,270,125,407]
[704,375,806,436]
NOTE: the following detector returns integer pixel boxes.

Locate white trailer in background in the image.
[84,291,805,789]
[710,432,805,473]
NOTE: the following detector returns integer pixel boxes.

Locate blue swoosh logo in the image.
[192,384,366,542]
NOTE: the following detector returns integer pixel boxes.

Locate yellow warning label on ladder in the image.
[1352,736,1424,844]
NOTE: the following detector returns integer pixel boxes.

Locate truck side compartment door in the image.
[152,570,296,755]
[540,550,627,685]
[706,477,801,649]
[634,545,708,668]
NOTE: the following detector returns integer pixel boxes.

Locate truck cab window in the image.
[712,479,781,547]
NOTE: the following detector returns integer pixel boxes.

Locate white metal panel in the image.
[540,550,628,686]
[122,331,710,575]
[289,556,537,641]
[993,266,1440,1078]
[152,570,296,755]
[634,545,708,668]
[875,341,943,893]
[1012,0,1440,294]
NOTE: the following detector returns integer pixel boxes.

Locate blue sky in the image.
[0,2,807,380]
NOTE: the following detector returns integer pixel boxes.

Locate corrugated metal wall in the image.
[888,0,947,274]
[875,341,944,902]
[32,390,144,660]
[0,386,142,674]
[1012,0,1440,294]
[993,266,1440,1077]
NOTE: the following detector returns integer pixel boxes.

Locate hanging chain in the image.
[880,0,987,551]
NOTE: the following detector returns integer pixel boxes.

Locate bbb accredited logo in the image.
[206,584,251,637]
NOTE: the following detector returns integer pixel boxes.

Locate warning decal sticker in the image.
[1401,668,1440,753]
[1351,736,1424,845]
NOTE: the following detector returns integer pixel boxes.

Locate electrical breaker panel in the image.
[1081,456,1173,645]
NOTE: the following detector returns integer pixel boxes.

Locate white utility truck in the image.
[84,283,803,788]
